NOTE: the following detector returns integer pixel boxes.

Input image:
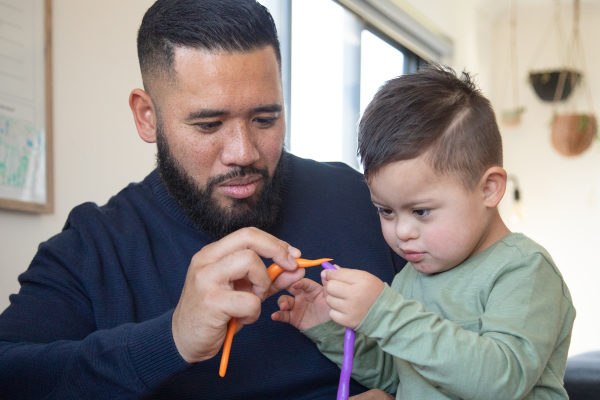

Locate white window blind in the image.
[334,0,453,61]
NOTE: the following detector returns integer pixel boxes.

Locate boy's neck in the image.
[469,209,511,259]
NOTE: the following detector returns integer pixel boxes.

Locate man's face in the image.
[154,46,286,237]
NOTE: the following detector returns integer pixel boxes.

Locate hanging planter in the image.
[500,0,526,128]
[551,113,597,156]
[529,70,581,102]
[501,107,526,127]
[530,0,596,157]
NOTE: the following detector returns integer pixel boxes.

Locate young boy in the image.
[272,64,576,399]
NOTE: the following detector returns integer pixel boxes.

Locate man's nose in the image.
[220,121,260,167]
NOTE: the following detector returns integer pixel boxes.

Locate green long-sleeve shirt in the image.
[304,233,575,399]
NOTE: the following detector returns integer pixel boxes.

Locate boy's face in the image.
[369,156,491,275]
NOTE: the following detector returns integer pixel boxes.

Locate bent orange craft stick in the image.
[219,258,333,377]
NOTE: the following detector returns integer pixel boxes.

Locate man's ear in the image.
[480,166,507,208]
[129,88,157,143]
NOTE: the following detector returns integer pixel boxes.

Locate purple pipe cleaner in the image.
[322,261,355,400]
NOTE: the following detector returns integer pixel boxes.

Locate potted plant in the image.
[551,113,597,156]
[529,70,581,102]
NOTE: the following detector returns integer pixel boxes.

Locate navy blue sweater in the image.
[0,154,405,399]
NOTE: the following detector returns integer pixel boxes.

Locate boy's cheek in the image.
[380,223,399,253]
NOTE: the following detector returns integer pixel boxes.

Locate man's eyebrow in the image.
[253,104,282,113]
[187,109,228,119]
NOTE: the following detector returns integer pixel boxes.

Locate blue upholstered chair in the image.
[564,351,600,399]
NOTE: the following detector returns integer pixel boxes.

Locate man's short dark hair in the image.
[137,0,281,93]
[358,63,503,189]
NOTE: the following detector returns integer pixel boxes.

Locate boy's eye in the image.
[376,207,394,218]
[413,209,431,219]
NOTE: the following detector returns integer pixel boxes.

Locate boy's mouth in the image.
[401,250,426,262]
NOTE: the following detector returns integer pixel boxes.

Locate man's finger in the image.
[221,290,262,325]
[211,249,272,300]
[269,267,305,297]
[199,227,301,271]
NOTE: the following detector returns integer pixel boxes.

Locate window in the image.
[259,0,426,168]
[360,29,404,116]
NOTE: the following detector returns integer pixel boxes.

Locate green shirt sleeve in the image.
[355,252,573,399]
[303,319,399,394]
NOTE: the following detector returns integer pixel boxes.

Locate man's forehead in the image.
[152,45,283,115]
[172,45,280,76]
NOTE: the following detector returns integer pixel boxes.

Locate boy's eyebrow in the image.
[371,198,436,209]
[370,197,384,205]
[400,199,436,209]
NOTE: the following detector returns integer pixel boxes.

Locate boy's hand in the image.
[321,267,385,329]
[271,278,331,331]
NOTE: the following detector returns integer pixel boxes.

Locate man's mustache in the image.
[206,166,270,189]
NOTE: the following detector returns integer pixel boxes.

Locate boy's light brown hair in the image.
[358,63,502,189]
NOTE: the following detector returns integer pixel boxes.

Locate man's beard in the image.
[156,125,286,239]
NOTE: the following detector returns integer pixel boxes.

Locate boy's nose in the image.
[395,221,419,242]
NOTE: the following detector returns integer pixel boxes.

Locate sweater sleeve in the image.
[356,253,573,400]
[0,229,190,399]
[303,320,398,394]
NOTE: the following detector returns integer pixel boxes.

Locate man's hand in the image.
[271,278,331,331]
[321,267,385,329]
[171,227,304,363]
[349,389,395,399]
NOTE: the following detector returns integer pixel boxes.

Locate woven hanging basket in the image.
[551,114,596,156]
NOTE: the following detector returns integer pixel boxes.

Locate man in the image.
[0,1,404,398]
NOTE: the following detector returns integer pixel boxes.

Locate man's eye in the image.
[254,117,276,127]
[413,209,431,219]
[376,207,393,217]
[196,121,222,131]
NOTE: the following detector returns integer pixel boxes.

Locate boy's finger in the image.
[328,309,354,328]
[322,268,364,285]
[323,279,351,299]
[277,294,295,310]
[294,278,321,293]
[271,310,291,323]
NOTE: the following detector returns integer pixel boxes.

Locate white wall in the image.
[0,0,495,311]
[402,0,496,94]
[9,0,593,360]
[492,3,600,356]
[0,0,156,310]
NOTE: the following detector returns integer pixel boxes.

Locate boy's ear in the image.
[480,166,507,208]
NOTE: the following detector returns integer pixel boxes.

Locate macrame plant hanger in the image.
[500,0,526,127]
[527,0,574,103]
[550,0,596,156]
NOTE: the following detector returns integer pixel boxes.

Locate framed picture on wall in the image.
[0,0,53,213]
